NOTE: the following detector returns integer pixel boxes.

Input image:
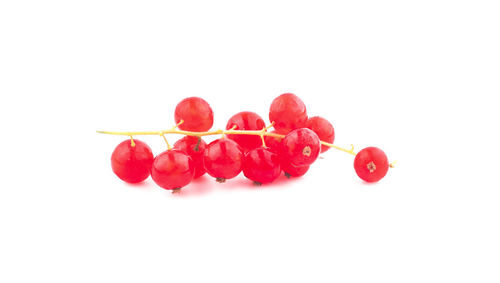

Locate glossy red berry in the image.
[151,149,194,190]
[226,111,266,152]
[263,131,283,153]
[243,148,281,184]
[269,93,308,134]
[306,116,335,153]
[174,136,207,178]
[111,139,154,183]
[282,162,309,178]
[203,139,244,181]
[174,97,214,132]
[354,147,389,183]
[281,128,320,166]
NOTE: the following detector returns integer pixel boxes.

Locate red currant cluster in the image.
[102,93,392,191]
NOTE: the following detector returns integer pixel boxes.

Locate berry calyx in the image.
[242,147,281,184]
[306,116,335,153]
[203,139,244,181]
[151,149,194,190]
[353,147,389,183]
[111,139,154,183]
[226,111,266,152]
[269,93,308,134]
[174,97,214,132]
[281,128,320,166]
[174,136,207,178]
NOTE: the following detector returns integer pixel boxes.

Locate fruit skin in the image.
[151,149,194,190]
[174,136,207,178]
[203,139,244,180]
[243,148,281,184]
[111,139,154,183]
[263,130,283,153]
[282,162,309,178]
[226,111,266,152]
[306,116,335,153]
[269,93,308,134]
[354,147,389,183]
[174,97,214,132]
[281,128,320,166]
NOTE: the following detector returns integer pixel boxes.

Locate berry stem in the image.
[129,136,135,147]
[320,142,356,156]
[161,134,172,149]
[223,125,237,138]
[259,127,267,148]
[97,125,356,156]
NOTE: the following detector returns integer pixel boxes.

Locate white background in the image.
[1,1,499,282]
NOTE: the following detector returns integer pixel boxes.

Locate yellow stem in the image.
[264,121,275,131]
[129,135,135,147]
[173,120,184,129]
[222,125,237,138]
[320,141,356,155]
[97,126,357,155]
[161,134,172,149]
[259,127,267,148]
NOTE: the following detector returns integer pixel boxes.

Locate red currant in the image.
[174,97,214,132]
[203,139,244,181]
[282,162,309,178]
[243,147,281,184]
[306,116,334,153]
[226,111,266,152]
[263,131,283,153]
[111,139,154,183]
[174,136,207,178]
[269,93,308,134]
[354,147,389,183]
[281,128,320,166]
[151,149,194,190]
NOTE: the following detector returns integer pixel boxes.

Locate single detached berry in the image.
[226,111,266,152]
[203,139,244,181]
[282,162,309,178]
[306,116,335,153]
[354,147,389,183]
[269,93,308,134]
[151,149,194,190]
[281,128,320,166]
[243,147,281,184]
[174,136,207,178]
[263,130,283,153]
[174,97,214,132]
[111,139,154,183]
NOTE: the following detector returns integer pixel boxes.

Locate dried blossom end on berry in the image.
[354,147,389,183]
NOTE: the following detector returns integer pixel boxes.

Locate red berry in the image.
[269,93,308,134]
[354,147,389,183]
[226,111,266,152]
[174,136,207,178]
[243,148,281,184]
[174,97,214,132]
[111,139,154,183]
[282,162,309,178]
[203,139,244,181]
[263,131,283,153]
[281,128,320,166]
[151,149,194,190]
[306,116,334,153]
